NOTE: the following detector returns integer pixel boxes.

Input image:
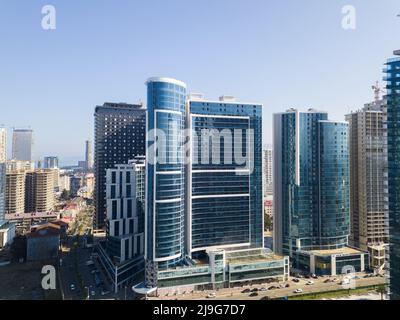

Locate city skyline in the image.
[1,0,400,160]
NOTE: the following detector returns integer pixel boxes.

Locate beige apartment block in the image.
[25,169,55,213]
[346,92,388,269]
[6,170,26,214]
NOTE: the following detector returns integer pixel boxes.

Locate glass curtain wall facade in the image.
[273,110,350,256]
[146,78,187,271]
[188,100,263,252]
[12,129,33,162]
[0,127,5,221]
[94,103,146,229]
[385,50,400,300]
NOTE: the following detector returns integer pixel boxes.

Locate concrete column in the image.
[361,254,365,272]
[331,255,337,276]
[310,254,316,274]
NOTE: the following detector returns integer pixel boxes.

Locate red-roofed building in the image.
[26,223,61,261]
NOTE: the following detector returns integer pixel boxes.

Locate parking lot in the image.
[150,272,386,301]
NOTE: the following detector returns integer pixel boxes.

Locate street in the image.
[150,274,386,301]
[59,236,114,300]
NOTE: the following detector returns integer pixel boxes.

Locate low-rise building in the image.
[5,212,60,234]
[0,220,16,249]
[26,223,60,261]
[138,248,289,296]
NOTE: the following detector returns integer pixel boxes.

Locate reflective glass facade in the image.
[189,101,263,251]
[385,52,400,300]
[274,110,350,256]
[146,78,187,269]
[94,103,146,229]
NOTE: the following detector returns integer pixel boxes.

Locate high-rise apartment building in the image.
[25,170,55,213]
[43,156,59,169]
[12,129,33,161]
[140,78,289,293]
[0,127,6,221]
[96,157,146,293]
[188,95,263,252]
[145,77,187,272]
[346,91,388,268]
[385,49,400,300]
[59,174,70,192]
[0,127,6,163]
[273,109,368,275]
[94,103,146,229]
[6,160,34,172]
[105,162,144,263]
[5,171,26,214]
[85,140,93,171]
[263,148,273,197]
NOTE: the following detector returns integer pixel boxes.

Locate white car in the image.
[293,289,303,294]
[90,290,96,296]
[206,293,216,299]
[70,284,76,291]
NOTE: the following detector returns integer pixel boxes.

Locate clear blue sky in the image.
[0,0,399,165]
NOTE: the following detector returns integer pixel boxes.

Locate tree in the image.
[60,189,71,201]
[264,213,273,231]
[10,235,27,262]
[376,285,386,301]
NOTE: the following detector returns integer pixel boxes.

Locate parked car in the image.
[206,293,216,299]
[251,288,259,293]
[260,296,271,300]
[293,289,303,294]
[249,292,259,297]
[242,289,251,293]
[101,290,110,296]
[306,281,314,286]
[292,278,300,283]
[70,284,75,291]
[285,284,290,288]
[260,287,268,292]
[311,274,318,279]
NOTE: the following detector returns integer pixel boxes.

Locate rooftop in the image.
[146,77,187,89]
[307,247,366,256]
[226,249,285,264]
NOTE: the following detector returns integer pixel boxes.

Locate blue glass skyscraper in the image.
[274,109,366,275]
[138,84,290,292]
[188,96,263,253]
[385,50,400,300]
[145,78,187,276]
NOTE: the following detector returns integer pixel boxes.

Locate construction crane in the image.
[372,81,382,102]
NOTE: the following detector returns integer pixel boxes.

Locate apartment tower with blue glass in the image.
[385,50,400,300]
[188,94,263,253]
[145,78,187,286]
[273,109,368,275]
[140,80,289,293]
